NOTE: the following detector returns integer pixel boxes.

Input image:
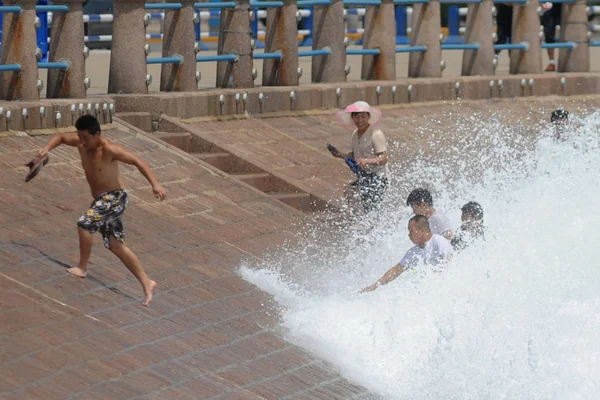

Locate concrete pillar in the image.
[311,0,346,83]
[558,0,589,72]
[408,0,442,78]
[361,0,396,80]
[262,0,299,86]
[461,0,494,76]
[46,0,86,98]
[216,0,254,88]
[161,0,198,91]
[0,0,39,101]
[509,0,542,74]
[108,0,148,94]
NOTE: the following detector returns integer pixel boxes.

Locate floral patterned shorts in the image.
[77,189,129,249]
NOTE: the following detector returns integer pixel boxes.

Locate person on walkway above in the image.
[328,101,390,215]
[542,2,562,72]
[494,4,513,56]
[406,188,453,241]
[360,215,453,292]
[451,201,485,250]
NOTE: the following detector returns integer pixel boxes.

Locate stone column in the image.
[161,0,197,91]
[216,0,254,88]
[311,0,346,83]
[509,0,542,74]
[108,0,148,94]
[461,0,494,76]
[408,0,441,78]
[0,0,39,101]
[361,0,396,80]
[262,0,299,86]
[46,0,86,98]
[558,0,589,72]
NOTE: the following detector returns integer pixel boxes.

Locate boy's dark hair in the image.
[551,109,569,123]
[461,201,484,220]
[409,214,431,232]
[351,111,370,117]
[406,188,433,207]
[75,115,101,135]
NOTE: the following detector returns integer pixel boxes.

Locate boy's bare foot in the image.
[142,280,157,307]
[67,267,87,278]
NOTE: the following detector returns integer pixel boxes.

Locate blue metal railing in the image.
[0,5,22,13]
[146,56,183,65]
[250,1,284,6]
[36,5,68,12]
[0,64,21,72]
[38,61,69,69]
[442,43,480,51]
[542,42,576,49]
[298,48,332,57]
[347,48,381,55]
[145,3,183,10]
[494,43,529,51]
[396,45,428,53]
[196,54,238,62]
[297,0,330,6]
[344,0,381,5]
[253,52,283,59]
[194,2,236,8]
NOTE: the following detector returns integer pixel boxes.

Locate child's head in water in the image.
[551,109,569,124]
[337,101,382,131]
[551,109,569,140]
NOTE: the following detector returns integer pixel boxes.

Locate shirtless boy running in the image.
[37,115,167,306]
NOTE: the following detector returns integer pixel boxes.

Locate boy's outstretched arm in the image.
[38,133,80,156]
[108,143,168,201]
[359,263,405,293]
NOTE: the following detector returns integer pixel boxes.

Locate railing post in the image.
[161,0,198,91]
[262,0,299,86]
[108,0,148,94]
[311,0,346,82]
[558,0,589,72]
[361,0,396,80]
[509,0,542,74]
[461,0,494,75]
[216,0,254,88]
[46,0,87,98]
[408,0,441,78]
[0,0,40,100]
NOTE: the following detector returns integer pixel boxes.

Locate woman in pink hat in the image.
[328,101,390,215]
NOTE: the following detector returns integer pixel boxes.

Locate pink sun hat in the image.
[336,101,382,126]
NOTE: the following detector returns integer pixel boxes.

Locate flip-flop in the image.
[24,154,49,182]
[345,157,363,178]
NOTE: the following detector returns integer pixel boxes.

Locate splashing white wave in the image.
[240,108,600,399]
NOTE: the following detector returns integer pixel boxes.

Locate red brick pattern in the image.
[0,129,374,399]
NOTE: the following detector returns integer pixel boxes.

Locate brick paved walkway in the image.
[4,95,600,399]
[0,127,375,399]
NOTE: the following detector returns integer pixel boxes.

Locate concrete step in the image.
[195,152,232,171]
[154,131,191,152]
[229,172,274,192]
[116,112,152,132]
[269,192,313,212]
